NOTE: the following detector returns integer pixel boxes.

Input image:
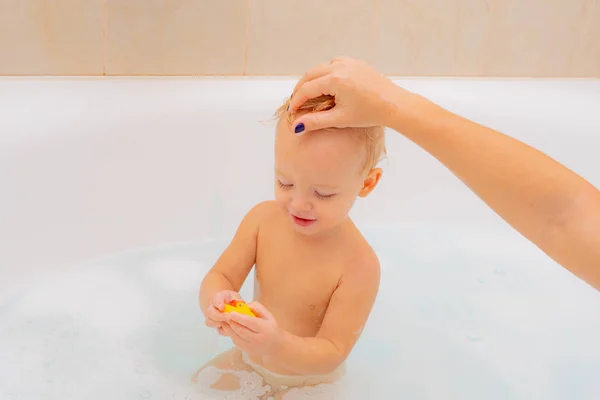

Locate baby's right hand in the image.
[204,290,242,334]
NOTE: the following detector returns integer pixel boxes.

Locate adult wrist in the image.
[385,89,451,138]
[378,85,422,130]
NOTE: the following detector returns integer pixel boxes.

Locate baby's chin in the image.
[288,215,349,237]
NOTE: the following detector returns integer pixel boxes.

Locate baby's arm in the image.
[199,202,266,315]
[264,252,380,375]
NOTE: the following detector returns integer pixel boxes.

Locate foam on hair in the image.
[274,95,386,173]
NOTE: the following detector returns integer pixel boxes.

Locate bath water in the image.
[1,224,599,399]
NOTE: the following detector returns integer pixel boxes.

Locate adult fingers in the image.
[291,109,340,135]
[291,56,351,95]
[289,75,335,113]
[292,62,332,95]
[330,55,352,63]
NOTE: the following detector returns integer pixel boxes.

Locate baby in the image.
[193,95,386,399]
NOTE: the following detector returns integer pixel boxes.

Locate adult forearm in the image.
[262,331,344,376]
[390,95,600,289]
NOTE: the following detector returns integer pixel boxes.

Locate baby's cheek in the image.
[274,192,288,209]
[327,199,353,220]
[341,196,357,214]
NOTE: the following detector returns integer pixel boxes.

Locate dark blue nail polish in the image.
[294,123,305,134]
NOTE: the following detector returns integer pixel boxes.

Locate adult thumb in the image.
[292,109,339,135]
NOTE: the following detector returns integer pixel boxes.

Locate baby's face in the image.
[274,118,381,236]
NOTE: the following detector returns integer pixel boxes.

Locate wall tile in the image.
[1,0,597,77]
[246,0,377,75]
[571,0,600,77]
[374,0,597,77]
[0,0,104,75]
[105,0,249,75]
[479,0,592,77]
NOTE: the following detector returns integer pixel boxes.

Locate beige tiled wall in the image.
[0,0,598,77]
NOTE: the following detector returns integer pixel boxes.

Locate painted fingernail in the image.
[294,123,305,134]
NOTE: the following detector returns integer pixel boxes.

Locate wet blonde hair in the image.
[275,95,386,173]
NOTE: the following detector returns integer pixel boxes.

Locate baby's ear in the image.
[359,168,383,198]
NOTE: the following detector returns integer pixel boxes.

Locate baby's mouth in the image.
[291,214,317,227]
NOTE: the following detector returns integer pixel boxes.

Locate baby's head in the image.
[273,95,386,236]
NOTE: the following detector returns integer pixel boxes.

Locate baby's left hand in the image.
[222,301,283,356]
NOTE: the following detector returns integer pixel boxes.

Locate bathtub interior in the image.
[0,77,599,399]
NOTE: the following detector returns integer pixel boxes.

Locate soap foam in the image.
[1,230,599,399]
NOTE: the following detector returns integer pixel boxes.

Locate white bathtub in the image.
[1,77,599,399]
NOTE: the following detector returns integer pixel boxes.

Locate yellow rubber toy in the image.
[223,300,256,317]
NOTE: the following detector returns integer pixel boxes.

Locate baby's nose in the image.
[291,197,312,212]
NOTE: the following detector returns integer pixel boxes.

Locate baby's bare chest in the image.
[254,233,344,335]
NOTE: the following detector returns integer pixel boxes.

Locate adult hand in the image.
[289,57,600,291]
[288,56,427,134]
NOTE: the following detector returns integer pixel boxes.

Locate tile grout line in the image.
[571,0,598,76]
[102,0,107,76]
[243,0,253,75]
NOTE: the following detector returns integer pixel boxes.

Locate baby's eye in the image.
[277,179,293,188]
[277,179,294,189]
[315,191,335,199]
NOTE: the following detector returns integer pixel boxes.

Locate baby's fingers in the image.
[222,324,250,348]
[206,305,228,323]
[217,326,228,336]
[228,311,261,332]
[247,301,275,321]
[212,296,227,311]
[204,316,222,329]
[212,291,241,311]
[229,320,256,342]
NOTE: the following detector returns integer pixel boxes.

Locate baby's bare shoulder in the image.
[248,200,281,229]
[340,230,380,275]
[248,200,277,220]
